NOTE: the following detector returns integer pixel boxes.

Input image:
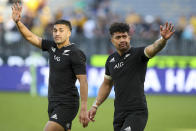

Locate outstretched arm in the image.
[88,77,113,121]
[12,2,42,48]
[145,22,175,58]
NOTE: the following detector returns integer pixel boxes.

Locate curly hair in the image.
[109,22,130,36]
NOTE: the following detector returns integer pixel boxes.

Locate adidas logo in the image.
[110,57,115,63]
[51,47,56,52]
[124,126,131,131]
[51,114,58,120]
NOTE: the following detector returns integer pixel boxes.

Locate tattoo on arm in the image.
[145,37,167,58]
[153,38,167,52]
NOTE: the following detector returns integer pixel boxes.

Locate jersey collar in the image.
[116,47,131,58]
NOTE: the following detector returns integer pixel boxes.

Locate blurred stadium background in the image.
[0,0,196,131]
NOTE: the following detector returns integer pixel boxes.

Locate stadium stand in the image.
[0,0,196,65]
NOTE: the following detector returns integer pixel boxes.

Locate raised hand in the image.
[11,1,22,23]
[160,22,175,40]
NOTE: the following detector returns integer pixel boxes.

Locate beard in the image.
[55,41,63,45]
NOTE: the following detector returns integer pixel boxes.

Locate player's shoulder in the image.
[108,52,116,59]
[129,46,146,54]
[69,44,82,52]
[41,39,56,51]
[69,44,86,57]
[42,39,56,48]
[42,39,55,45]
[106,52,117,63]
[131,46,145,51]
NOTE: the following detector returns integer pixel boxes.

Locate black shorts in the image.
[48,101,79,131]
[113,109,148,131]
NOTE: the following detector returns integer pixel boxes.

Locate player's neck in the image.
[117,48,130,56]
[57,40,70,49]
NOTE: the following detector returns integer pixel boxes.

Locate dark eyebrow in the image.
[114,35,121,37]
[122,34,127,36]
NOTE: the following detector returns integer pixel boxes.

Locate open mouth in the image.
[119,42,127,48]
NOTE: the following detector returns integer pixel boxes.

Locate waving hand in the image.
[160,22,175,40]
[12,1,22,23]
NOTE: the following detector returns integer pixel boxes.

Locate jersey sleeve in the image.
[138,47,149,62]
[71,50,86,75]
[41,39,53,51]
[104,58,112,80]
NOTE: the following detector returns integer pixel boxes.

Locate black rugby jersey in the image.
[105,47,149,111]
[42,39,86,104]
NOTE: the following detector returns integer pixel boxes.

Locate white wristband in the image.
[92,100,99,109]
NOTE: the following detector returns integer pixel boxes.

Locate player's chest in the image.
[48,48,71,68]
[108,54,138,76]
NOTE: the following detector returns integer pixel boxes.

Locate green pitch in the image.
[0,93,196,131]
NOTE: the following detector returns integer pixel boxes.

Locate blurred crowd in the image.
[0,0,196,66]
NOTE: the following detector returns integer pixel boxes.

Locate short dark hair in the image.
[109,22,130,36]
[54,19,72,31]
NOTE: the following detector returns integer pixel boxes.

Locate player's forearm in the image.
[145,37,167,58]
[16,21,42,48]
[79,80,88,110]
[16,21,35,41]
[94,83,112,107]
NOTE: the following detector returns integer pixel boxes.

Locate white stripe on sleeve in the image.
[104,74,112,80]
[144,48,151,58]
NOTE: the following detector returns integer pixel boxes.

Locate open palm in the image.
[11,2,22,23]
[160,22,175,40]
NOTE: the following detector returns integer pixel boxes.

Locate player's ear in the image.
[69,31,71,37]
[111,38,115,46]
[68,30,71,37]
[110,36,114,43]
